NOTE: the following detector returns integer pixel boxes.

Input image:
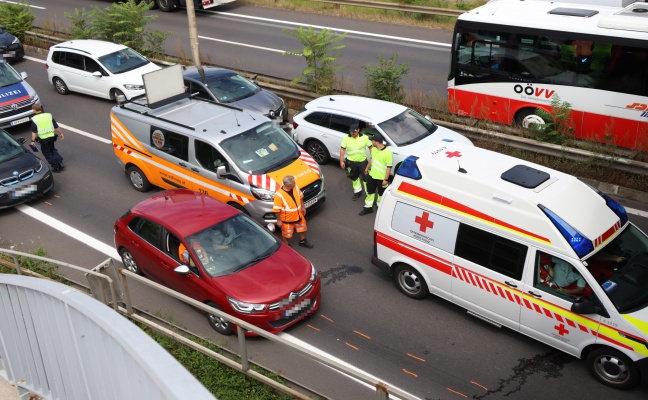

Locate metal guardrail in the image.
[311,0,466,17]
[0,249,419,399]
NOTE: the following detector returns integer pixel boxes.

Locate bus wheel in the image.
[586,347,640,389]
[394,264,429,299]
[515,108,547,129]
[157,0,178,12]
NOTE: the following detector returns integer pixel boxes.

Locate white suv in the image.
[46,39,161,100]
[291,95,473,173]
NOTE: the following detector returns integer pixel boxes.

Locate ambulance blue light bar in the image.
[397,156,422,180]
[539,204,594,258]
[594,188,628,226]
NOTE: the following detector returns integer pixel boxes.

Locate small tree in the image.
[530,94,574,145]
[283,26,347,94]
[65,0,171,57]
[364,53,410,103]
[0,1,35,42]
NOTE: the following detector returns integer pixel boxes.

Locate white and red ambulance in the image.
[372,140,648,389]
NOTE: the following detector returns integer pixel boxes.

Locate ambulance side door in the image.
[520,250,601,356]
[148,127,197,191]
[451,224,527,331]
[193,139,248,205]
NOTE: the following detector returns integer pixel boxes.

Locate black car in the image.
[0,27,25,62]
[182,66,289,126]
[0,129,53,209]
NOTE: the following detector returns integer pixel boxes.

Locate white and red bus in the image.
[448,0,648,150]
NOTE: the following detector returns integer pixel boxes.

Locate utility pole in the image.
[185,0,205,82]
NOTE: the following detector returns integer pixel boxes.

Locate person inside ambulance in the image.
[538,253,587,297]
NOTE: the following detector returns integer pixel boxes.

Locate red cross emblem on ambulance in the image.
[554,323,570,336]
[415,212,434,233]
[445,151,462,158]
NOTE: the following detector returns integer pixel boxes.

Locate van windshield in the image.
[220,122,300,174]
[585,224,648,313]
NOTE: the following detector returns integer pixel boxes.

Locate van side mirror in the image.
[216,164,229,179]
[571,297,609,318]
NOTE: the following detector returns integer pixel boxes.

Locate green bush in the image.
[364,53,410,104]
[0,1,35,42]
[531,95,574,145]
[283,26,347,94]
[65,0,171,57]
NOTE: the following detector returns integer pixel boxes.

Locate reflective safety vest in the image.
[32,113,56,140]
[369,146,393,180]
[341,134,371,162]
[273,186,304,223]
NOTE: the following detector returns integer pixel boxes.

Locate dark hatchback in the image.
[182,66,289,126]
[0,27,25,62]
[0,129,53,209]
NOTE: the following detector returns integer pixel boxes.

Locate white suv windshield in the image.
[220,122,299,174]
[589,224,648,313]
[378,109,439,146]
[98,48,150,74]
[0,62,22,88]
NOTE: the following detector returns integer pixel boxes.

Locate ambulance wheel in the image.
[586,347,640,389]
[120,248,142,275]
[394,264,428,299]
[53,77,69,95]
[514,108,547,129]
[127,166,151,192]
[206,302,233,335]
[304,139,330,164]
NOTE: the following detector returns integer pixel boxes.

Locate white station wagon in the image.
[291,95,473,173]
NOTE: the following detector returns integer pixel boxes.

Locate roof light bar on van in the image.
[594,188,628,226]
[397,156,422,180]
[539,204,594,258]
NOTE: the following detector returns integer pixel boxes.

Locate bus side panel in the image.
[449,87,513,125]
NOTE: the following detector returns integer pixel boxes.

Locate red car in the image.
[113,188,320,335]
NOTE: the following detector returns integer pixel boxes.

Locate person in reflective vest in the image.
[359,133,393,216]
[340,122,371,201]
[31,104,65,172]
[273,175,314,248]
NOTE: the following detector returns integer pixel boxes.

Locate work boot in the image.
[359,208,373,216]
[352,192,361,201]
[299,239,314,249]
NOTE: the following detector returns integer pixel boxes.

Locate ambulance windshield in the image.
[586,224,648,313]
[220,122,299,174]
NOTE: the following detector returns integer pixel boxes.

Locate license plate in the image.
[283,298,311,318]
[10,117,30,126]
[12,185,37,198]
[304,197,318,208]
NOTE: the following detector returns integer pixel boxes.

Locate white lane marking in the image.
[626,207,648,218]
[60,123,112,144]
[198,35,285,53]
[25,55,45,63]
[0,0,45,9]
[16,205,120,260]
[209,10,450,47]
[279,333,417,400]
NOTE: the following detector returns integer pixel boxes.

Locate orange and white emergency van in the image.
[111,66,325,224]
[373,140,648,389]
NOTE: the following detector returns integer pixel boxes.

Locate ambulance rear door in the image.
[451,223,529,331]
[520,249,602,356]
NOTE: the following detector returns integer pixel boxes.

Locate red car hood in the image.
[210,244,312,303]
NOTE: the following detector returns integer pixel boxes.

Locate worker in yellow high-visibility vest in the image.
[339,122,371,201]
[359,133,392,216]
[31,104,65,172]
